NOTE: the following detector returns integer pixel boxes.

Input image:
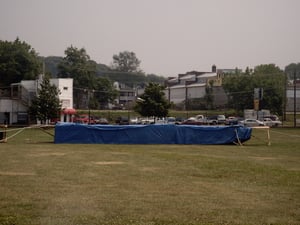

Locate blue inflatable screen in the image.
[54,123,252,145]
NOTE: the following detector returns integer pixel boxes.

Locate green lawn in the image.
[0,127,299,225]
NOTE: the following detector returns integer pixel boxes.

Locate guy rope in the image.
[0,125,54,143]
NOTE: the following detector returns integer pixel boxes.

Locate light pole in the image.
[85,89,94,125]
[86,89,91,124]
[283,72,287,122]
[293,70,297,128]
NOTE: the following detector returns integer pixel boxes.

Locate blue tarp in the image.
[54,123,252,145]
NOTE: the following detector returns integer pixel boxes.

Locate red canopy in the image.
[62,108,76,115]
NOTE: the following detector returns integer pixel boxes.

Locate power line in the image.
[73,87,114,94]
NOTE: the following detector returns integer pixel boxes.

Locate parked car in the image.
[74,114,95,124]
[263,118,282,127]
[175,117,184,125]
[130,117,141,124]
[224,116,244,125]
[239,119,265,127]
[264,115,279,121]
[182,117,205,125]
[115,116,129,125]
[154,117,177,125]
[206,115,226,125]
[166,117,176,124]
[94,117,109,125]
[195,115,206,123]
[225,116,239,125]
[140,117,155,124]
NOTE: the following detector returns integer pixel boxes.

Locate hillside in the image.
[41,56,165,86]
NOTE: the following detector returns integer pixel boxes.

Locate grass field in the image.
[0,127,299,225]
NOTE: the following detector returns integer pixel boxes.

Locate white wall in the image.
[21,78,74,109]
[187,86,206,99]
[0,99,28,124]
[0,78,74,124]
[170,86,186,104]
[21,80,37,92]
[52,78,73,109]
[287,89,300,98]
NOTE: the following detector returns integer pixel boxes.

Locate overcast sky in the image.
[1,0,299,77]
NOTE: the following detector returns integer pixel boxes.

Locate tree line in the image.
[0,39,165,109]
[1,38,300,120]
[222,64,287,115]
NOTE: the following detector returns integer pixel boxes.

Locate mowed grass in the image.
[0,127,299,225]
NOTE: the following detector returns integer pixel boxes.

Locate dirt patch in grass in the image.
[28,152,67,157]
[0,171,35,176]
[92,161,125,165]
[140,167,160,172]
[110,152,131,155]
[249,156,277,160]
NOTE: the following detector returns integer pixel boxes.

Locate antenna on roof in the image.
[212,65,217,73]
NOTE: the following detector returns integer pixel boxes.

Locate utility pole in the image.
[293,70,297,128]
[88,90,91,125]
[283,73,287,121]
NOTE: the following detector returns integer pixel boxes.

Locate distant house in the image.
[113,82,145,109]
[0,76,74,125]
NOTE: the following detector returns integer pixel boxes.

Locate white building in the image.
[286,84,300,112]
[165,65,227,109]
[112,81,145,109]
[0,76,74,124]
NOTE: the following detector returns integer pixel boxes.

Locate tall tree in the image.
[58,46,97,108]
[134,83,170,118]
[253,64,282,75]
[29,77,61,124]
[223,64,285,115]
[223,74,253,111]
[0,38,41,86]
[94,77,118,109]
[285,63,300,79]
[58,46,117,109]
[41,56,63,77]
[58,46,97,88]
[111,51,141,73]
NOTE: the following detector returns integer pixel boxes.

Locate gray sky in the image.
[1,0,299,77]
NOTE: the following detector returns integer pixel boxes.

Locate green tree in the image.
[58,46,97,108]
[204,80,214,109]
[41,56,63,77]
[134,83,170,118]
[58,46,97,88]
[223,74,254,111]
[254,64,282,75]
[145,74,165,84]
[0,38,41,86]
[111,51,141,73]
[253,64,285,114]
[223,64,285,115]
[58,46,118,109]
[94,77,118,109]
[245,67,253,75]
[285,63,300,79]
[29,77,61,124]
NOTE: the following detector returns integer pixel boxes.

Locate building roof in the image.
[179,74,196,81]
[197,72,217,78]
[187,83,206,88]
[169,84,186,89]
[168,77,179,83]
